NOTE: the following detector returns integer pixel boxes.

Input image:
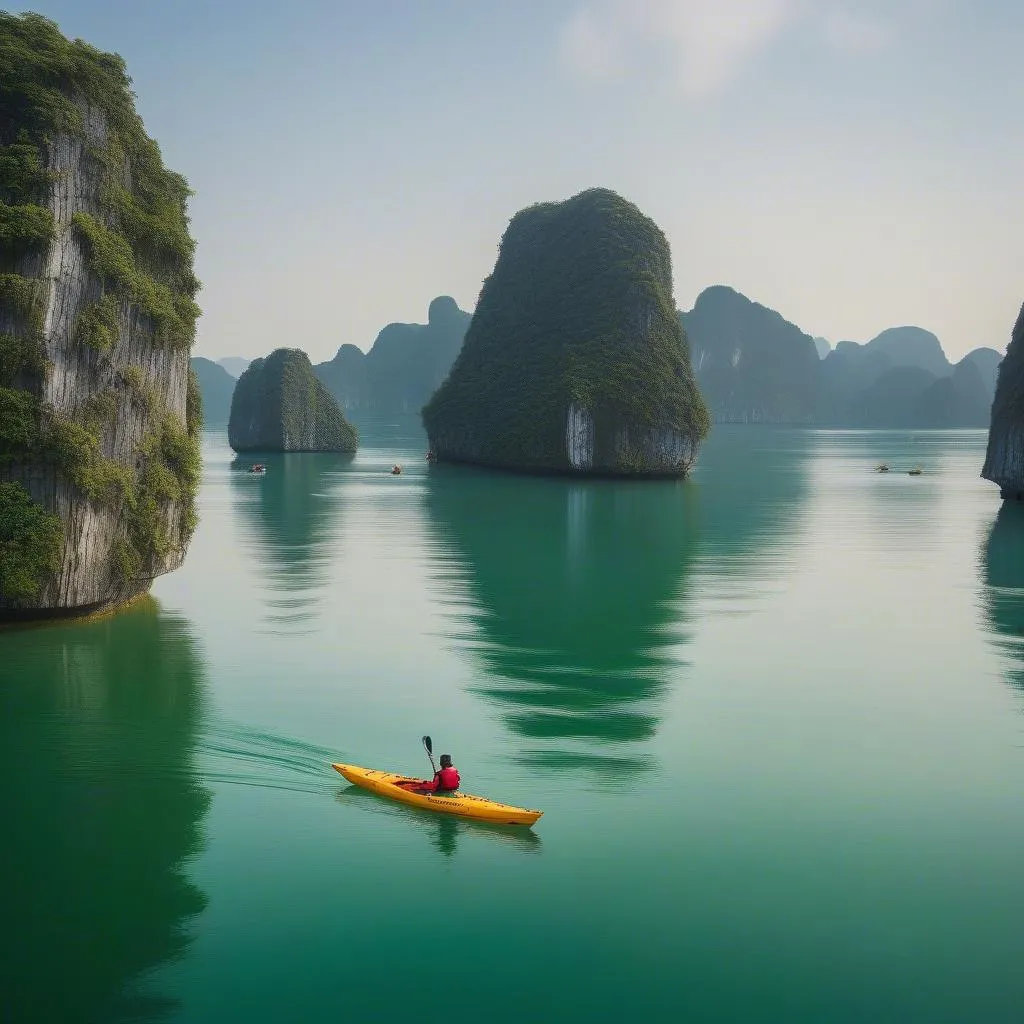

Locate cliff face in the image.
[682,286,820,424]
[0,14,201,616]
[422,188,709,476]
[314,295,471,414]
[228,348,357,453]
[982,302,1024,498]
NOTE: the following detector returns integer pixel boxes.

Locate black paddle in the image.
[422,735,437,776]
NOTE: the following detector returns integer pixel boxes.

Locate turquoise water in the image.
[4,423,1024,1022]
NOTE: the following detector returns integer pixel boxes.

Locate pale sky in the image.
[19,1,1024,362]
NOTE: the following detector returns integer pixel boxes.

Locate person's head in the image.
[440,754,453,768]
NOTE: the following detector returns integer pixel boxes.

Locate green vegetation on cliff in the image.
[0,14,199,342]
[0,480,62,600]
[229,349,358,453]
[0,13,202,604]
[423,188,709,474]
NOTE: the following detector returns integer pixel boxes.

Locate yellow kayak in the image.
[331,763,543,827]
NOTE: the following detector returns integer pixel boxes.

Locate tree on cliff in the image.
[422,188,709,475]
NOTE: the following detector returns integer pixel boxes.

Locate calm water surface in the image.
[4,422,1024,1022]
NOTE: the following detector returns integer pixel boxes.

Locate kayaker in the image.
[421,753,460,794]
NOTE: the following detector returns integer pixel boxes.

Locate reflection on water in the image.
[690,427,810,598]
[0,600,209,1024]
[423,429,812,780]
[425,468,699,778]
[334,785,541,856]
[229,452,353,629]
[982,502,1024,689]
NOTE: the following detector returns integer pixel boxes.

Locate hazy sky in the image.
[17,1,1024,362]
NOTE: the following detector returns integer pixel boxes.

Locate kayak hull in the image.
[332,763,542,827]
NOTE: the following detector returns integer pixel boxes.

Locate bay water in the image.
[3,422,1023,1022]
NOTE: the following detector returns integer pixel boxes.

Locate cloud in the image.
[560,0,896,99]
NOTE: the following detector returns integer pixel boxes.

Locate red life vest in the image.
[437,766,460,791]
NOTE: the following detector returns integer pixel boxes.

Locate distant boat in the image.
[248,463,266,475]
[876,464,890,473]
[908,466,923,476]
[391,464,402,475]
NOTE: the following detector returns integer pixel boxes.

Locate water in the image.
[3,422,1024,1022]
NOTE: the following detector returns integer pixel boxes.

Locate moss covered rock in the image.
[0,13,201,616]
[229,348,357,453]
[422,188,709,475]
[982,301,1024,498]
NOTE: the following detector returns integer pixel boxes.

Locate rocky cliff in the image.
[0,14,202,616]
[314,295,471,414]
[422,188,709,475]
[682,286,820,423]
[228,348,357,453]
[982,302,1024,498]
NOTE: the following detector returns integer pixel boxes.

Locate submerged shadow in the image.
[982,501,1024,690]
[0,598,210,1023]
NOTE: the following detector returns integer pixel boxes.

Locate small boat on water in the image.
[391,464,402,475]
[332,763,543,827]
[908,466,923,476]
[876,464,890,473]
[248,463,266,475]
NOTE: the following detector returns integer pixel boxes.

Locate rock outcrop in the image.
[863,326,951,376]
[190,357,235,424]
[422,188,709,475]
[228,348,357,453]
[314,296,471,414]
[682,286,820,424]
[0,14,202,617]
[983,303,1024,498]
[816,329,995,427]
[915,356,990,428]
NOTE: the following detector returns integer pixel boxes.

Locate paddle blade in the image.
[422,735,433,755]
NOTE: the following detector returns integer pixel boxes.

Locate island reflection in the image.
[230,452,353,627]
[0,599,210,1023]
[982,501,1024,689]
[425,467,699,777]
[424,429,809,779]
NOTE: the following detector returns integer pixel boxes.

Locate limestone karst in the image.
[423,188,710,475]
[0,13,202,615]
[228,348,357,453]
